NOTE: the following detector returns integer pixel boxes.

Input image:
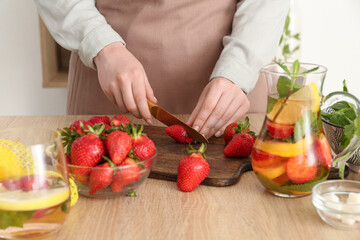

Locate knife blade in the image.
[147,100,208,143]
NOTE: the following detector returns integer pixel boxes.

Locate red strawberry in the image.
[129,125,156,162]
[224,133,255,157]
[224,117,255,144]
[251,148,287,169]
[33,206,58,219]
[266,121,294,138]
[89,116,110,125]
[110,115,131,127]
[88,162,114,194]
[71,134,105,175]
[286,154,317,184]
[177,144,209,192]
[166,125,194,143]
[69,120,92,133]
[224,122,238,145]
[105,130,132,164]
[110,157,140,192]
[312,134,332,170]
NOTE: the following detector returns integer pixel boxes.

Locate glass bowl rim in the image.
[312,180,360,211]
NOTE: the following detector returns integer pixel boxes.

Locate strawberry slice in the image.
[251,148,287,169]
[312,135,332,170]
[286,154,317,184]
[266,121,294,138]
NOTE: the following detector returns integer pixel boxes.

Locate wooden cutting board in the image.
[143,125,252,187]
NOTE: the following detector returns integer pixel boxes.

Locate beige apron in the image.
[67,0,268,115]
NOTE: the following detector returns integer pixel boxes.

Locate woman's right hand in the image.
[94,42,157,125]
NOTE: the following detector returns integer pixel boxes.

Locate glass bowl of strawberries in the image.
[61,115,157,198]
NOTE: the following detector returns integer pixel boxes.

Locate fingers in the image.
[132,75,154,125]
[145,79,157,104]
[186,87,208,128]
[190,86,222,135]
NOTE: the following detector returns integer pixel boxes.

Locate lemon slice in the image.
[0,139,34,180]
[267,82,320,124]
[45,171,78,207]
[254,137,314,158]
[0,187,69,211]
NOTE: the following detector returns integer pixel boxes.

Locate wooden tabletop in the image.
[0,114,359,240]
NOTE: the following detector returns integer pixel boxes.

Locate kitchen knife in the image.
[147,100,209,143]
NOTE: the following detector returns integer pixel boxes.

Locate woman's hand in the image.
[94,42,157,124]
[187,77,250,139]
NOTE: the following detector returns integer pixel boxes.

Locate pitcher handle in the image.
[321,91,360,177]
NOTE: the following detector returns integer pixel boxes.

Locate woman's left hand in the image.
[187,77,250,139]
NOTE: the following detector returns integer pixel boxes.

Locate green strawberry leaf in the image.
[277,76,303,98]
[281,167,329,192]
[0,210,35,230]
[255,173,293,195]
[126,191,137,197]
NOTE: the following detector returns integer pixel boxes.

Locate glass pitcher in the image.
[251,62,360,198]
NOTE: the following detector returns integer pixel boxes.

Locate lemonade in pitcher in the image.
[0,129,72,239]
[252,62,332,197]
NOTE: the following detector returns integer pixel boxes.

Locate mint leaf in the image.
[321,107,355,126]
[343,79,348,92]
[293,110,320,142]
[255,173,293,195]
[292,60,300,75]
[267,96,277,113]
[277,76,303,98]
[281,167,329,192]
[340,117,360,150]
[328,101,353,111]
[0,210,34,230]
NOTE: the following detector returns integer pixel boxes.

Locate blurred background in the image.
[1,0,359,116]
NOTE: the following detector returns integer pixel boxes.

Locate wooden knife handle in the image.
[147,99,157,110]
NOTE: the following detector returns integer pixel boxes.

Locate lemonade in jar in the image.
[0,128,72,239]
[252,61,332,197]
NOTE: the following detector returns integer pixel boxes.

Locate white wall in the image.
[0,0,67,116]
[0,0,359,116]
[293,0,360,97]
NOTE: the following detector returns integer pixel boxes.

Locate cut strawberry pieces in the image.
[286,154,317,184]
[266,121,294,138]
[166,125,194,143]
[312,135,332,170]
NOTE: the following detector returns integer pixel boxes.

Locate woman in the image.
[34,0,289,138]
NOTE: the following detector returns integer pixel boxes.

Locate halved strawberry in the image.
[251,148,287,169]
[286,154,317,184]
[266,121,294,138]
[312,134,332,170]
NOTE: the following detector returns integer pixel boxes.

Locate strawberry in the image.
[110,157,140,193]
[224,117,255,144]
[177,144,209,192]
[89,116,110,125]
[286,154,317,184]
[224,133,255,157]
[251,148,287,169]
[266,120,294,138]
[2,175,50,191]
[110,115,131,127]
[71,133,105,176]
[88,162,115,194]
[105,130,132,164]
[224,122,238,145]
[69,120,92,134]
[312,134,332,170]
[33,206,58,219]
[129,124,156,162]
[166,125,194,143]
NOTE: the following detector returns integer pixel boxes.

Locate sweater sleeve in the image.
[210,0,290,93]
[34,0,125,70]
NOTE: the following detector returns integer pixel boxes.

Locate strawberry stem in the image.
[102,156,116,168]
[187,143,207,160]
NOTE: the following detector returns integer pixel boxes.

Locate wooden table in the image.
[1,114,359,240]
